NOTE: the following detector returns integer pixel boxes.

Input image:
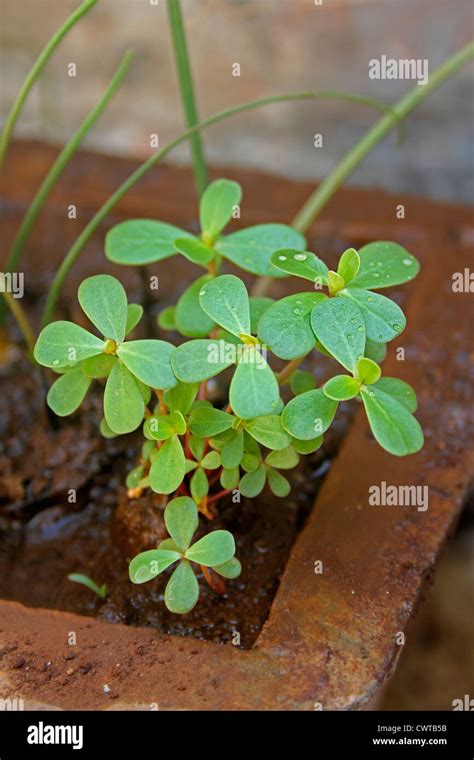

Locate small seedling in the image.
[68,573,108,600]
[129,497,240,613]
[34,178,423,613]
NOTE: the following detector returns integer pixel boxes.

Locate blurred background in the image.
[1,0,473,203]
[1,0,473,710]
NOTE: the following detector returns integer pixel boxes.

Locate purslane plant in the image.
[34,178,423,613]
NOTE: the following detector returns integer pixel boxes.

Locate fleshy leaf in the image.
[104,361,145,434]
[244,415,291,450]
[201,451,221,469]
[175,274,216,338]
[164,381,199,415]
[165,560,199,614]
[213,557,242,579]
[157,306,176,331]
[216,225,306,277]
[267,467,290,497]
[47,368,91,416]
[349,241,420,289]
[282,389,338,440]
[173,237,215,266]
[199,275,250,337]
[190,468,209,503]
[105,219,192,265]
[170,410,187,435]
[265,445,299,469]
[270,249,328,284]
[100,418,117,438]
[78,274,127,342]
[258,292,326,360]
[290,370,316,395]
[189,407,234,436]
[310,298,365,371]
[249,297,274,334]
[229,348,279,419]
[337,248,360,284]
[164,496,198,551]
[220,430,244,468]
[144,415,175,440]
[239,464,266,497]
[220,467,240,490]
[117,339,176,389]
[186,530,235,566]
[365,339,387,364]
[82,353,116,378]
[129,549,180,584]
[199,178,242,240]
[172,339,235,382]
[360,385,423,456]
[374,377,418,412]
[323,375,360,401]
[125,303,143,335]
[34,321,104,368]
[340,288,406,343]
[356,357,381,385]
[149,435,185,494]
[291,436,323,454]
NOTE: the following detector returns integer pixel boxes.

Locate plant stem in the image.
[292,41,474,234]
[0,50,134,325]
[41,88,397,326]
[166,0,208,197]
[1,293,36,355]
[0,0,97,171]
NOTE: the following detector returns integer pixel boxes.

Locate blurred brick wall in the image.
[1,0,473,201]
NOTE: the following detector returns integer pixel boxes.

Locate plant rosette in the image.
[33,177,424,615]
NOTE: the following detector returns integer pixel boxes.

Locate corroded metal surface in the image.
[0,142,472,709]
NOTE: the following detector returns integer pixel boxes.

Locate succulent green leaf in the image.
[165,381,199,415]
[348,242,420,290]
[174,274,216,338]
[199,274,250,337]
[78,274,128,343]
[243,414,291,450]
[220,430,244,468]
[100,418,117,438]
[172,339,235,382]
[239,464,266,497]
[189,435,206,461]
[159,538,181,552]
[229,348,279,419]
[170,410,187,435]
[157,306,176,331]
[267,467,291,497]
[34,321,104,368]
[82,353,116,378]
[323,375,360,401]
[125,303,143,335]
[189,407,234,437]
[241,453,261,472]
[190,468,209,503]
[365,339,387,364]
[220,467,240,490]
[216,225,305,277]
[213,557,242,579]
[67,574,107,599]
[186,530,235,567]
[258,292,326,360]
[199,178,242,239]
[311,298,365,371]
[374,377,418,412]
[47,368,91,416]
[291,436,323,454]
[265,445,299,469]
[164,496,198,551]
[149,435,185,494]
[249,297,274,334]
[201,451,221,469]
[340,288,406,343]
[117,339,176,389]
[290,370,316,395]
[126,465,144,489]
[270,248,329,284]
[185,459,198,474]
[165,560,199,614]
[360,385,423,456]
[129,549,180,584]
[282,389,338,440]
[105,219,191,265]
[356,357,381,385]
[173,237,215,266]
[144,415,174,440]
[328,270,345,295]
[337,248,360,284]
[104,361,145,434]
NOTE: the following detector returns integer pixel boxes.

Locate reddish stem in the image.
[207,488,231,506]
